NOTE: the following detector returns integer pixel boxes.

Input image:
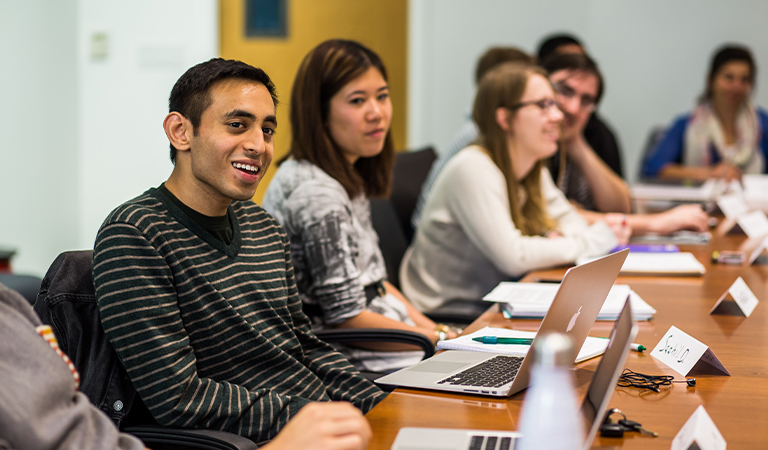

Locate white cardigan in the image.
[400,146,617,312]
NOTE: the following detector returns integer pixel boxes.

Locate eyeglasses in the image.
[552,81,597,110]
[511,98,560,113]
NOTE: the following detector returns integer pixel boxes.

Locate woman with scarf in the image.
[642,45,768,180]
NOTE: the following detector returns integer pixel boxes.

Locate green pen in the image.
[472,336,534,345]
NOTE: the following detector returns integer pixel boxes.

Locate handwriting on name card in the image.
[710,276,759,317]
[670,405,726,450]
[651,326,729,377]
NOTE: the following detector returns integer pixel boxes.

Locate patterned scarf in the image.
[684,101,763,173]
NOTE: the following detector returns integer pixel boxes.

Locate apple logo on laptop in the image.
[566,306,582,332]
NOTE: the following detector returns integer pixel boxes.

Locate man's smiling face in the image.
[183,78,276,211]
[549,69,599,141]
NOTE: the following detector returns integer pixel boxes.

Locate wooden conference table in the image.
[365,231,768,449]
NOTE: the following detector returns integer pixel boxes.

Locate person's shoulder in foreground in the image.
[1,279,374,450]
[92,57,383,446]
[0,282,145,450]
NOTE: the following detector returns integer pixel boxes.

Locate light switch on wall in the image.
[90,32,109,60]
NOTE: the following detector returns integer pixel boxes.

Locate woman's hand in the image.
[263,402,372,450]
[603,213,632,245]
[711,162,743,182]
[649,205,710,234]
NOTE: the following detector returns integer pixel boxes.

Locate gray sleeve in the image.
[300,208,368,325]
[0,284,145,450]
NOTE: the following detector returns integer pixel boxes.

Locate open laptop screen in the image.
[579,297,637,448]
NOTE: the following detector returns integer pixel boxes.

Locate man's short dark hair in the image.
[536,33,583,63]
[474,47,534,84]
[541,52,604,105]
[167,58,278,164]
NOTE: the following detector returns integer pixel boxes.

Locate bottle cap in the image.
[532,333,573,368]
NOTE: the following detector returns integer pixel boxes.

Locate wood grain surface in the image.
[365,231,768,449]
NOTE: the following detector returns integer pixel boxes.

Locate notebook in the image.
[483,282,656,321]
[578,252,706,276]
[390,296,638,450]
[436,327,609,363]
[374,249,628,397]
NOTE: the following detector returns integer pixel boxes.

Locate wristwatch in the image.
[434,323,451,342]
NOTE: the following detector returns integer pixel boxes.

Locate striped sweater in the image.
[92,188,384,444]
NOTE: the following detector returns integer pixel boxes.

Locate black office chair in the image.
[638,125,667,180]
[0,273,42,305]
[33,251,257,450]
[369,197,488,325]
[389,146,437,243]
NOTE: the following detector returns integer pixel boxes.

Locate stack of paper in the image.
[436,326,608,363]
[483,283,656,321]
[617,252,706,276]
[578,252,705,276]
[629,231,711,246]
[631,178,724,202]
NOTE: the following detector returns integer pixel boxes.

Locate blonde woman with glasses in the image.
[401,63,626,312]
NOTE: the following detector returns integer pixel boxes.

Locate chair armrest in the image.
[314,328,435,359]
[124,425,258,450]
[423,299,490,325]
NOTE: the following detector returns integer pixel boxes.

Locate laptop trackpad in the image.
[411,361,468,373]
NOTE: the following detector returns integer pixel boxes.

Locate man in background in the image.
[542,52,708,234]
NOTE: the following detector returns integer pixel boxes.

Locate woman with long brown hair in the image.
[401,62,623,312]
[263,40,452,372]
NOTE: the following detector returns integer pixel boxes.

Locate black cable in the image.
[617,368,694,392]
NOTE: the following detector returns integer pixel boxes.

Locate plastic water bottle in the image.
[516,333,584,450]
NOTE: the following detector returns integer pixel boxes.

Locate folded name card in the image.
[671,405,726,450]
[736,210,768,239]
[716,193,750,219]
[744,235,768,265]
[650,326,730,377]
[710,276,759,317]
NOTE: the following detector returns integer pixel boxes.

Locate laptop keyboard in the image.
[468,435,514,450]
[437,355,523,388]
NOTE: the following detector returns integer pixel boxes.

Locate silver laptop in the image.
[375,249,629,397]
[390,296,638,450]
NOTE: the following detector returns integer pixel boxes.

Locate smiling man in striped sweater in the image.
[92,58,384,446]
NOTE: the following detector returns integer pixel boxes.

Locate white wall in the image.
[0,0,80,276]
[0,0,217,276]
[77,0,218,251]
[408,0,768,181]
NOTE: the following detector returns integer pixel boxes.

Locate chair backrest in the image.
[33,250,137,427]
[33,253,259,448]
[389,147,437,242]
[370,198,409,289]
[0,273,42,305]
[638,125,667,180]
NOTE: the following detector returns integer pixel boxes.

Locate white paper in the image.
[483,282,562,304]
[736,210,768,239]
[485,282,655,320]
[650,326,729,377]
[742,174,768,214]
[631,179,722,202]
[616,253,705,276]
[670,405,726,450]
[727,277,759,317]
[436,326,608,363]
[717,193,750,219]
[710,277,759,317]
[748,236,768,264]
